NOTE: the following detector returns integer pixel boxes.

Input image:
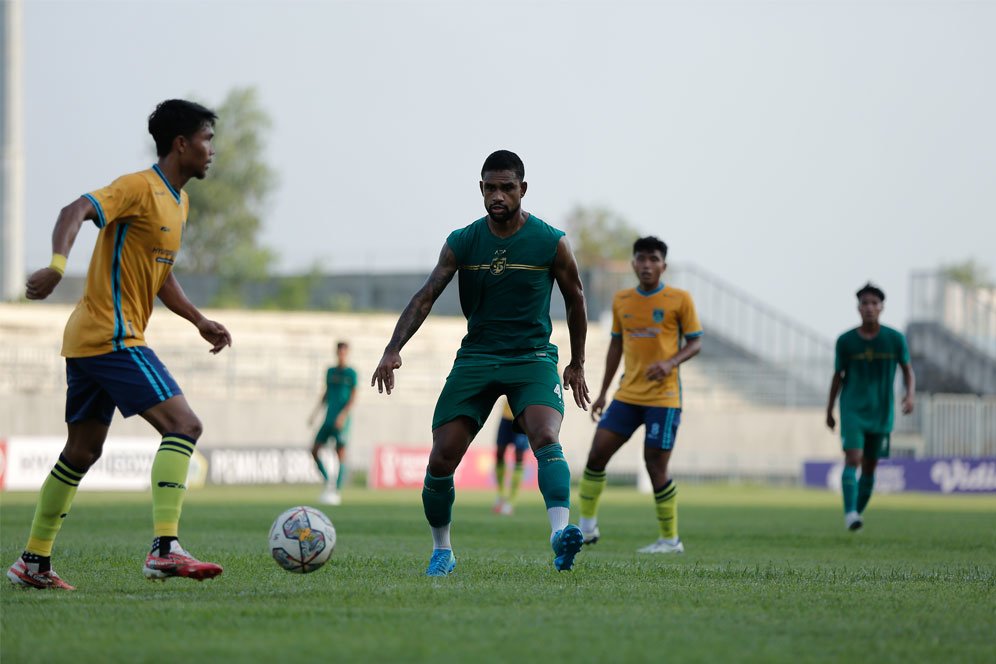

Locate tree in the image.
[174,87,277,303]
[563,205,643,268]
[941,259,994,289]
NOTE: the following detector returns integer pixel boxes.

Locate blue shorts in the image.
[598,400,681,450]
[65,347,182,424]
[496,417,530,452]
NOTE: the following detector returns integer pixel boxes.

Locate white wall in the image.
[0,304,840,478]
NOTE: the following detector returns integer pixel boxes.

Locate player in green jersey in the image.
[371,150,591,576]
[308,341,358,505]
[826,283,915,531]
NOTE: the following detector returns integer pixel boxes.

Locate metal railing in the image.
[590,263,835,399]
[894,393,996,457]
[909,271,996,358]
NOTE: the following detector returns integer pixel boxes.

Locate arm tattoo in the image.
[386,268,454,351]
[554,240,587,364]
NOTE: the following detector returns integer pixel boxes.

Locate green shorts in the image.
[431,358,564,433]
[315,416,350,448]
[841,422,890,459]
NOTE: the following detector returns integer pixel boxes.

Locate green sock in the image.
[336,460,348,491]
[495,460,507,499]
[151,433,196,537]
[654,480,678,539]
[314,456,329,482]
[508,463,524,503]
[841,465,858,514]
[26,455,86,556]
[534,443,570,509]
[422,472,455,527]
[857,473,875,513]
[579,466,607,520]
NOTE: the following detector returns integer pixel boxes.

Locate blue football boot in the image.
[425,549,456,576]
[551,525,584,571]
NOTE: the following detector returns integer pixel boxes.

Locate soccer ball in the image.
[269,506,337,573]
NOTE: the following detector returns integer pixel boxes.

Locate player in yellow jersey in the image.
[492,397,531,516]
[578,236,703,553]
[7,100,231,590]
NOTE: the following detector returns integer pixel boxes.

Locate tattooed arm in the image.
[552,235,591,410]
[371,243,458,394]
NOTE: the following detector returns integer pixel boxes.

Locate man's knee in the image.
[62,442,103,471]
[170,414,203,440]
[529,424,560,449]
[586,449,608,472]
[158,410,203,440]
[143,397,203,440]
[427,448,461,476]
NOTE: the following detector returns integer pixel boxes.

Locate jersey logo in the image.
[653,309,665,323]
[490,249,508,275]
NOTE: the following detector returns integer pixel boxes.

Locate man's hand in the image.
[563,362,590,411]
[589,393,607,422]
[901,394,915,415]
[371,350,403,395]
[196,318,232,354]
[826,411,836,431]
[25,268,63,300]
[646,359,676,381]
[335,412,347,429]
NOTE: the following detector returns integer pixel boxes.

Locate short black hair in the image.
[481,150,525,181]
[856,282,885,302]
[633,236,668,259]
[148,99,218,157]
[336,341,349,351]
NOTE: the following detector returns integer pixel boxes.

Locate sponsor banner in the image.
[803,457,996,494]
[370,445,538,490]
[206,448,322,485]
[0,438,6,491]
[2,437,207,491]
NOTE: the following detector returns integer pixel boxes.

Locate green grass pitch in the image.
[2,485,993,663]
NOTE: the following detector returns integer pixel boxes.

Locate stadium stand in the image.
[3,265,992,479]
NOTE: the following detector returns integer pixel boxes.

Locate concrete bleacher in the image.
[907,271,996,395]
[0,302,839,480]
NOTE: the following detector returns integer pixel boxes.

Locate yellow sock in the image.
[26,455,85,556]
[508,464,524,502]
[579,467,607,519]
[151,434,196,537]
[654,481,678,539]
[495,461,507,500]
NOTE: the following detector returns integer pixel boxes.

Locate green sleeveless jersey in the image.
[324,365,357,418]
[445,214,565,362]
[835,326,910,434]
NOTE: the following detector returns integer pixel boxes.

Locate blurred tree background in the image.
[941,259,993,289]
[563,205,643,269]
[168,87,280,306]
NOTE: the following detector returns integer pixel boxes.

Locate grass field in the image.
[1,485,994,664]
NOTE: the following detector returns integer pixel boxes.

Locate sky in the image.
[17,0,996,337]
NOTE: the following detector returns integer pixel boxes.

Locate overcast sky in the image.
[19,0,996,337]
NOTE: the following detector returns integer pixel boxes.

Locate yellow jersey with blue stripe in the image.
[62,165,188,358]
[611,284,703,408]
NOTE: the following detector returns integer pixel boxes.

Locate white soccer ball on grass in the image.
[269,505,336,573]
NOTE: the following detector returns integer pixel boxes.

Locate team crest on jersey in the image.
[490,249,508,275]
[653,308,665,323]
